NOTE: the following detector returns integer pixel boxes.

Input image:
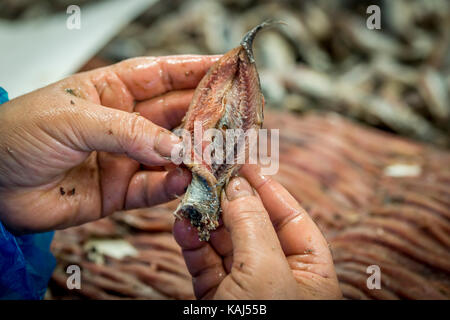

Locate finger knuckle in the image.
[120,113,149,154]
[227,196,264,214]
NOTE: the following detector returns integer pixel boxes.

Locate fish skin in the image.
[175,22,269,241]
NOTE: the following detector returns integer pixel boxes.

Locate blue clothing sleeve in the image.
[0,87,56,300]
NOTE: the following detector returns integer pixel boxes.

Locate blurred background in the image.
[1,0,449,146]
[1,0,449,300]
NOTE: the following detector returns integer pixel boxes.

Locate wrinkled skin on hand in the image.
[0,55,219,234]
[174,165,343,300]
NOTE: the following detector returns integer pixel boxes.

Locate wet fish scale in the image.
[175,22,270,241]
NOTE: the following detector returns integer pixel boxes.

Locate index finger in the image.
[240,165,334,269]
[113,55,221,101]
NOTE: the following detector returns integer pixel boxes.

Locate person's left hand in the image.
[173,165,342,300]
[0,55,218,234]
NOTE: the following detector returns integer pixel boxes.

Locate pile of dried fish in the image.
[49,110,450,300]
[49,203,194,300]
[0,0,102,20]
[96,0,449,146]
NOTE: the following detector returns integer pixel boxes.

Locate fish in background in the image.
[174,22,272,240]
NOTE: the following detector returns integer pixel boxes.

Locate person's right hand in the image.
[173,164,342,300]
[0,55,218,234]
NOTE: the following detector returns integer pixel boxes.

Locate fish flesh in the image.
[50,111,450,300]
[174,22,271,241]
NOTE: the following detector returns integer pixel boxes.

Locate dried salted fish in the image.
[174,22,270,241]
[419,68,450,123]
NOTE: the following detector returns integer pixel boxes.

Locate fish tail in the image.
[240,20,286,63]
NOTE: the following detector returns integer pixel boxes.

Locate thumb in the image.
[221,177,286,269]
[54,101,180,166]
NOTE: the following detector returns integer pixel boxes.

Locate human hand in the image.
[0,55,219,234]
[173,164,342,299]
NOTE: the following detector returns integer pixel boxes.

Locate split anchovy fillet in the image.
[174,22,274,241]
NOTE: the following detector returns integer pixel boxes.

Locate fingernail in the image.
[155,130,181,158]
[225,177,254,201]
[176,167,184,176]
[255,165,269,180]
